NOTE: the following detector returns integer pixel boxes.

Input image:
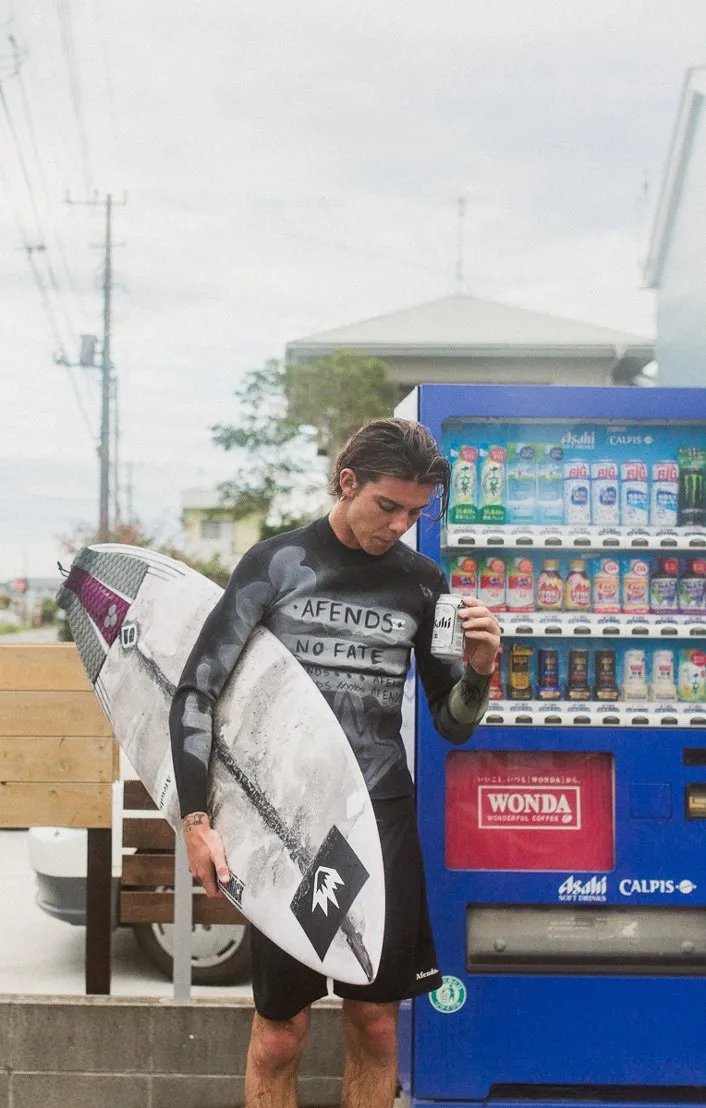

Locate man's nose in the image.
[389,514,409,534]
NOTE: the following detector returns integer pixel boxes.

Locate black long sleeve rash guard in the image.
[169,517,490,817]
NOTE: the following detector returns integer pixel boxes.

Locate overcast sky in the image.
[0,0,702,580]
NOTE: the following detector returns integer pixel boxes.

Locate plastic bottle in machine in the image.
[450,557,477,596]
[506,443,537,525]
[477,556,506,611]
[448,448,478,525]
[649,558,680,614]
[651,650,677,701]
[678,558,706,615]
[506,557,534,612]
[536,559,564,611]
[536,445,564,524]
[593,558,621,613]
[479,447,507,524]
[678,649,706,702]
[565,559,591,611]
[622,649,649,700]
[622,559,650,614]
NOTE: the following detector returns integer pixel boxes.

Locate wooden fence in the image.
[0,643,117,992]
[0,642,246,994]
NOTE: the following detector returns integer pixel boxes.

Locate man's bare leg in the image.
[245,1008,310,1108]
[340,999,399,1108]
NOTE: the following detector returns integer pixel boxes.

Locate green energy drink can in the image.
[678,449,706,527]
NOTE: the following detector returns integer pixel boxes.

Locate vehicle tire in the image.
[132,913,252,986]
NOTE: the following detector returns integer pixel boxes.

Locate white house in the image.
[286,294,654,388]
[644,67,706,385]
[181,490,262,571]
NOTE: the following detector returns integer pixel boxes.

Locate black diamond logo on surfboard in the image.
[290,826,369,961]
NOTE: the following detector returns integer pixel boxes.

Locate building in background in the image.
[644,67,706,385]
[181,490,262,571]
[286,294,654,389]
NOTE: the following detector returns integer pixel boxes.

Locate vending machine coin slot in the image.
[686,784,706,819]
[682,748,706,765]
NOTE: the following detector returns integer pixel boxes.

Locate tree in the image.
[285,350,398,474]
[212,359,318,533]
[212,351,397,536]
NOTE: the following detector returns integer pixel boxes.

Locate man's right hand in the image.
[181,811,230,898]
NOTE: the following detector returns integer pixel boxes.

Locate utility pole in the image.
[99,193,113,541]
[61,192,125,539]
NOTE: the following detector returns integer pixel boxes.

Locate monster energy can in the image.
[431,595,466,661]
[678,449,706,527]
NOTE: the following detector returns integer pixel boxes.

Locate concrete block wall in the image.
[0,995,345,1108]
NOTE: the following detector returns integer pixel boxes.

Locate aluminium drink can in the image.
[650,460,678,527]
[431,595,466,661]
[591,459,620,525]
[620,460,649,526]
[563,459,591,525]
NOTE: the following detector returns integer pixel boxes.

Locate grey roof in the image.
[286,295,653,361]
[644,67,706,288]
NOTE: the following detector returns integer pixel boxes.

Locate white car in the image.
[28,825,252,986]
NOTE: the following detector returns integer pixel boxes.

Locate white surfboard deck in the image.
[57,543,385,985]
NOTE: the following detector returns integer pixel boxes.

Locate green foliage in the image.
[212,351,396,535]
[285,350,398,466]
[212,359,318,525]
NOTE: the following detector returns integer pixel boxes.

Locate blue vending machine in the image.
[397,385,706,1108]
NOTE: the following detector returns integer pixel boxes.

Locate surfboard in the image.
[57,543,385,985]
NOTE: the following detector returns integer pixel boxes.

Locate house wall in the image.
[182,507,262,569]
[654,97,706,386]
[384,355,617,388]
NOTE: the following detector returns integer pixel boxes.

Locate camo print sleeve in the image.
[169,546,275,817]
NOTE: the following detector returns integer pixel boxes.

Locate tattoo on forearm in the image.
[457,678,482,708]
[182,812,208,832]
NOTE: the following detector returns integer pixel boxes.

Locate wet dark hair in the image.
[330,417,451,518]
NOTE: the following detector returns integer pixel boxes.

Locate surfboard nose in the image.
[57,546,150,681]
[62,564,131,647]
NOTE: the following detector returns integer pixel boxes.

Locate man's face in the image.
[338,471,436,555]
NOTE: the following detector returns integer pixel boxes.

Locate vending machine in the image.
[397,385,706,1108]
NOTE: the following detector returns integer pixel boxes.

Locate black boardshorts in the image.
[250,794,443,1021]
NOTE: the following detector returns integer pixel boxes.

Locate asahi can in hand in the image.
[431,594,467,661]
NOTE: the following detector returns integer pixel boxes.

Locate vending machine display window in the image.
[441,415,705,533]
[446,751,615,871]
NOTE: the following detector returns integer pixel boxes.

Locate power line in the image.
[0,117,97,444]
[10,34,85,328]
[55,0,92,196]
[0,77,67,304]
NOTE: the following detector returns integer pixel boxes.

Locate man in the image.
[170,417,501,1108]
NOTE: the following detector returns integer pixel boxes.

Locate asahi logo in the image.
[558,874,607,903]
[560,430,595,449]
[478,785,581,829]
